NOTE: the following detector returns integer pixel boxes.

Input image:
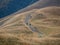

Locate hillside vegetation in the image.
[0,6,60,45]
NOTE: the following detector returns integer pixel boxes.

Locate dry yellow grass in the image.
[0,6,60,45]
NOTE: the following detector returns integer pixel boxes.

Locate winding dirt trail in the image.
[24,13,44,37]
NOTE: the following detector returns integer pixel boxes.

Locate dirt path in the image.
[24,13,44,37]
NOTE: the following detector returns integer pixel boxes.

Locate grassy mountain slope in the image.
[0,6,60,45]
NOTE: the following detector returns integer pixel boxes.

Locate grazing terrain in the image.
[0,6,60,45]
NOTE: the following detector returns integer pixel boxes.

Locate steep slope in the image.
[0,6,60,35]
[0,6,60,45]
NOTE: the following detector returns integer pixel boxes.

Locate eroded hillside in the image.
[0,6,60,45]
